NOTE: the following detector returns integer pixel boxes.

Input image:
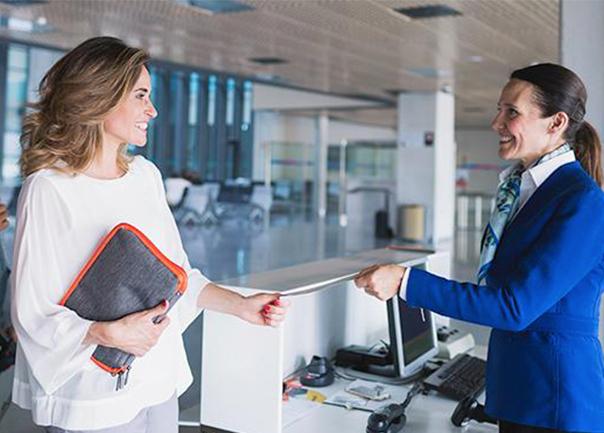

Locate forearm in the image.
[196,283,245,317]
[407,269,529,331]
[83,321,117,347]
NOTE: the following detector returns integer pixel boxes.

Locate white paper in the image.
[325,379,409,412]
[279,273,357,297]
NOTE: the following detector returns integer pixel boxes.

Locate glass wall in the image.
[0,41,255,186]
[327,140,397,217]
[266,141,315,213]
[2,44,28,184]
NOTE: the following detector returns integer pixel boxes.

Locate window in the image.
[185,72,201,173]
[2,44,28,183]
[0,43,254,185]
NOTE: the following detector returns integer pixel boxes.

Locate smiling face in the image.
[102,66,157,148]
[491,79,561,167]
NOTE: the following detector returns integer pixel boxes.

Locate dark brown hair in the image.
[20,36,150,177]
[510,63,602,186]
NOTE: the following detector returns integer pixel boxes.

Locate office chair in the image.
[249,185,273,223]
[178,184,220,225]
[164,177,192,209]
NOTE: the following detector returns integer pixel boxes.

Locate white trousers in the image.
[44,394,178,433]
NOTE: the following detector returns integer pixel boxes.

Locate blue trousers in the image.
[500,420,579,433]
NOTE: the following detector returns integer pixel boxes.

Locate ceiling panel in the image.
[0,0,559,128]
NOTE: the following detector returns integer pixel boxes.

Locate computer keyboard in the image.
[422,353,486,400]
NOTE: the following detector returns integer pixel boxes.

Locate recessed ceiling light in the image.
[0,14,53,32]
[393,5,462,20]
[187,0,254,14]
[253,72,289,84]
[248,57,288,65]
[0,0,47,4]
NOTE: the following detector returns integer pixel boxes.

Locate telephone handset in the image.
[450,395,497,427]
[366,403,407,433]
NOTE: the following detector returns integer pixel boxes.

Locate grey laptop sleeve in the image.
[59,223,188,389]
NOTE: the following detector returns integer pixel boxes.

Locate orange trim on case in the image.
[59,222,188,306]
[91,355,126,375]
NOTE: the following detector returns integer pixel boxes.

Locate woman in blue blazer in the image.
[355,63,604,433]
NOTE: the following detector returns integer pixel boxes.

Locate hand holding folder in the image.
[99,299,171,358]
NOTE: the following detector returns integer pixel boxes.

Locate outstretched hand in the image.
[238,293,290,327]
[354,264,406,301]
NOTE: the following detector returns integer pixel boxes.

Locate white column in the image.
[314,111,329,218]
[560,0,604,343]
[338,139,348,227]
[396,91,456,246]
[561,0,604,137]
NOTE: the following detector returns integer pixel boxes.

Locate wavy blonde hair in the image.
[20,36,150,177]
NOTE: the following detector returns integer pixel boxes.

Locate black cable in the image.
[399,381,424,410]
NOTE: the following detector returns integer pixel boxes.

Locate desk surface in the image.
[219,248,429,292]
[284,389,495,433]
[284,347,493,433]
[203,247,456,433]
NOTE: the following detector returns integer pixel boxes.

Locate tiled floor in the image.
[0,214,485,432]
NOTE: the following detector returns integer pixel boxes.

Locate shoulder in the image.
[128,155,165,197]
[129,155,162,180]
[21,168,69,199]
[552,163,604,220]
[560,162,603,203]
[18,169,73,224]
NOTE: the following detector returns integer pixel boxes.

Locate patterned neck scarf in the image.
[477,143,572,284]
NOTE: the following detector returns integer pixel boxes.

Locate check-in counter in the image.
[198,247,478,433]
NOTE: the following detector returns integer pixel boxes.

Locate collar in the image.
[498,149,576,186]
[498,163,523,183]
[526,150,576,188]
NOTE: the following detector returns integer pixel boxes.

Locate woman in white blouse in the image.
[11,36,288,433]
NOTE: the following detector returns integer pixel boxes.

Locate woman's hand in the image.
[85,300,171,357]
[237,293,290,327]
[197,283,289,327]
[354,264,406,301]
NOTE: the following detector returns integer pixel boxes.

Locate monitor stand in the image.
[361,363,398,377]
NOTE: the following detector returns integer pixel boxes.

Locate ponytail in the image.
[574,121,603,187]
[509,64,602,186]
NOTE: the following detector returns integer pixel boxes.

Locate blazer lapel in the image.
[497,161,581,248]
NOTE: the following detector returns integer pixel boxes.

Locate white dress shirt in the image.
[11,156,210,430]
[399,150,576,299]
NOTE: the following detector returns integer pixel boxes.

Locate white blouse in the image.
[10,155,210,430]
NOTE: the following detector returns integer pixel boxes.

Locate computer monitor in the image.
[386,292,438,378]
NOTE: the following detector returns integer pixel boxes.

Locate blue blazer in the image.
[407,161,604,431]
